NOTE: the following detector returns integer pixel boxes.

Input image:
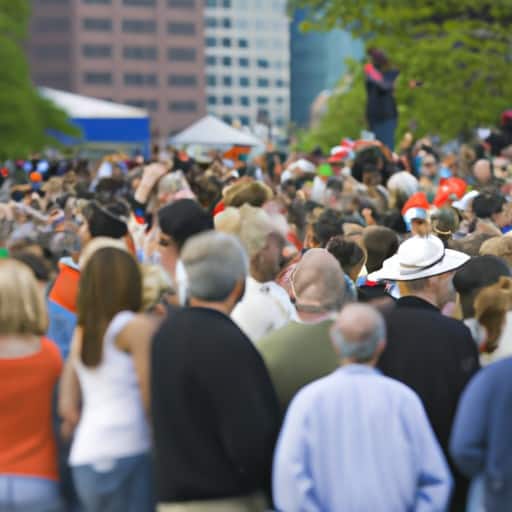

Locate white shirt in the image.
[231,276,297,343]
[70,312,151,467]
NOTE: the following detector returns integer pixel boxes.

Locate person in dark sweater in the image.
[151,231,280,512]
[370,235,480,512]
[364,48,399,150]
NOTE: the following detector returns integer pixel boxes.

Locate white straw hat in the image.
[368,235,470,281]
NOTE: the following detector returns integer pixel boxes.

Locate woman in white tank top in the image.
[59,246,159,512]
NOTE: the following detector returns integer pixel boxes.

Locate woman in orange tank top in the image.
[0,260,63,512]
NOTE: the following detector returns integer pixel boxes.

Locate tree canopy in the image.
[0,1,79,159]
[290,0,512,144]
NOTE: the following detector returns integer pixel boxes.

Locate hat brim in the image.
[368,249,470,282]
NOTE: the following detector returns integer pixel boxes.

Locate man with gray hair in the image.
[273,303,452,512]
[151,231,280,512]
[258,248,346,414]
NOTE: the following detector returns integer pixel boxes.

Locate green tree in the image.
[0,0,79,159]
[290,0,512,142]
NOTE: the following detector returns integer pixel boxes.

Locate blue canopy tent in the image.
[39,87,151,158]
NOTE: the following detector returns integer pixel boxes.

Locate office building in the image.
[290,8,364,127]
[28,0,206,137]
[204,0,290,130]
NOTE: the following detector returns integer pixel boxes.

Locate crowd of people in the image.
[2,124,512,512]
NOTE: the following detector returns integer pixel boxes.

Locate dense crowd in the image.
[2,122,512,512]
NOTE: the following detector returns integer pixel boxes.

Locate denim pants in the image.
[370,117,397,151]
[0,475,63,512]
[466,475,485,512]
[71,453,153,512]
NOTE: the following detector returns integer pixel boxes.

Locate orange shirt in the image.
[0,338,63,480]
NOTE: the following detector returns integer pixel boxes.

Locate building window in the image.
[206,56,216,65]
[82,18,111,31]
[222,57,232,66]
[168,75,198,86]
[82,44,112,58]
[124,73,158,86]
[123,0,155,5]
[240,115,250,126]
[239,96,250,107]
[84,72,112,85]
[207,96,217,105]
[167,47,197,61]
[83,0,111,3]
[222,0,231,6]
[276,97,285,104]
[168,0,195,7]
[257,78,269,87]
[35,18,70,32]
[34,73,70,88]
[221,38,231,48]
[205,0,216,5]
[257,59,269,68]
[276,79,285,87]
[122,19,156,32]
[167,22,196,35]
[123,46,158,60]
[205,18,217,28]
[205,37,216,47]
[206,75,216,86]
[239,58,249,67]
[169,101,197,112]
[257,96,268,105]
[125,99,159,111]
[37,0,69,3]
[35,45,70,58]
[238,39,248,48]
[239,77,250,87]
[222,18,231,28]
[222,115,232,124]
[222,96,233,105]
[223,76,232,86]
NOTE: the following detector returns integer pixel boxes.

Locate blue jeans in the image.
[0,475,63,512]
[72,453,153,512]
[370,118,397,151]
[466,475,484,512]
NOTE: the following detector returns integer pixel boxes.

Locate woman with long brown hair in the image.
[59,246,157,512]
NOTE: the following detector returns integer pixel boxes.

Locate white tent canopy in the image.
[170,115,263,147]
[39,87,148,119]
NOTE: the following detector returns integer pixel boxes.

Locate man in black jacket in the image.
[151,231,280,512]
[370,235,480,512]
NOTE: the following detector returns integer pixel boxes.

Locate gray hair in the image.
[181,231,248,302]
[330,303,386,362]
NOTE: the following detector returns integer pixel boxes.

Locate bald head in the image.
[292,248,346,314]
[330,303,386,363]
[473,159,492,185]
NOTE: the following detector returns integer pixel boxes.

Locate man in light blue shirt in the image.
[273,303,452,512]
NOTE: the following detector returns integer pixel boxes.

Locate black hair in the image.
[312,208,345,248]
[454,255,511,317]
[472,192,506,219]
[87,201,128,239]
[11,252,50,282]
[326,236,366,274]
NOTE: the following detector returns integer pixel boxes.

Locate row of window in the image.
[206,56,271,68]
[204,0,231,7]
[123,99,198,112]
[206,76,286,88]
[81,44,196,61]
[204,17,231,29]
[83,0,195,6]
[83,72,198,87]
[81,18,196,34]
[207,96,286,106]
[205,37,247,48]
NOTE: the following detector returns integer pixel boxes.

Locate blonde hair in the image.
[0,259,48,335]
